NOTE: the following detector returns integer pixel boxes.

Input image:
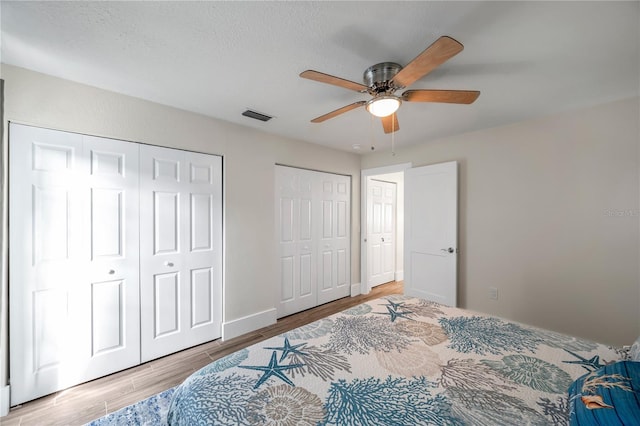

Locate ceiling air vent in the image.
[242,109,273,122]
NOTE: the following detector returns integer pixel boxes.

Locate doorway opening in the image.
[360,163,411,295]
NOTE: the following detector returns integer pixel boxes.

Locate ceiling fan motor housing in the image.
[363,62,403,95]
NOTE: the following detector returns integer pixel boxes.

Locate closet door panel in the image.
[183,151,222,341]
[191,267,214,327]
[190,194,212,251]
[300,253,313,296]
[140,145,184,362]
[140,146,222,362]
[336,198,349,288]
[10,125,140,405]
[337,248,348,287]
[320,250,333,290]
[91,188,124,257]
[91,279,126,355]
[154,272,181,337]
[276,167,317,317]
[84,136,140,378]
[297,174,315,302]
[154,191,181,254]
[31,289,69,372]
[317,174,351,305]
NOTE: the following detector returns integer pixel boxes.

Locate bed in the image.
[167,295,633,425]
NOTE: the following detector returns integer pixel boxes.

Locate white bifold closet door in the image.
[139,145,222,362]
[9,124,141,405]
[9,124,223,405]
[276,166,350,317]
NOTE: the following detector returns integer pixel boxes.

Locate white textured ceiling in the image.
[1,1,639,153]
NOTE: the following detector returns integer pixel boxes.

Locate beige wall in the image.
[0,64,362,387]
[362,97,640,347]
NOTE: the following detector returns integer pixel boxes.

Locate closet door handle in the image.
[108,269,115,275]
[164,261,174,267]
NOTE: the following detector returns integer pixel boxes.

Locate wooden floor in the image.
[2,281,402,425]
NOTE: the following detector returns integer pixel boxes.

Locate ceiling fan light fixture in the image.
[366,96,401,117]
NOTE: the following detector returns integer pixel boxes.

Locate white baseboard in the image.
[0,385,9,417]
[350,282,361,297]
[395,270,404,281]
[222,308,277,341]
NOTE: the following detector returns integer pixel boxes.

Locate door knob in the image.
[108,269,115,275]
[381,237,385,242]
[441,248,454,253]
[164,261,174,267]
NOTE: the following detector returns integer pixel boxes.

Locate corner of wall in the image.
[0,79,8,414]
[0,385,9,417]
[221,308,277,341]
[350,282,361,297]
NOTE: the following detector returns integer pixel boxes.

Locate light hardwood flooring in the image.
[1,281,402,425]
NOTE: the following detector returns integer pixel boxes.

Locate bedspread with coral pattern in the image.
[167,296,622,425]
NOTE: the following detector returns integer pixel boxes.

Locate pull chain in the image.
[370,113,376,151]
[391,114,396,156]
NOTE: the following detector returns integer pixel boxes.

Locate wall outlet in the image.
[489,287,498,300]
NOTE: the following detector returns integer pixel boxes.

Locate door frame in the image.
[366,178,397,288]
[360,163,411,295]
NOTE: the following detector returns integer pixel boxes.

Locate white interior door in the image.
[404,161,458,306]
[316,173,351,305]
[139,145,222,362]
[9,124,140,405]
[276,167,317,316]
[366,179,396,287]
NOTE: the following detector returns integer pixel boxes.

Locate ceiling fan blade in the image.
[403,89,480,104]
[310,101,366,123]
[300,70,368,92]
[381,113,400,134]
[392,36,464,88]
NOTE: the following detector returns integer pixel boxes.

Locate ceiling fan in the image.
[300,36,480,134]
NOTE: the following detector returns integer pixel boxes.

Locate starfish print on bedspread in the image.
[383,300,406,311]
[562,349,606,372]
[264,337,308,362]
[239,351,304,389]
[375,304,414,322]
